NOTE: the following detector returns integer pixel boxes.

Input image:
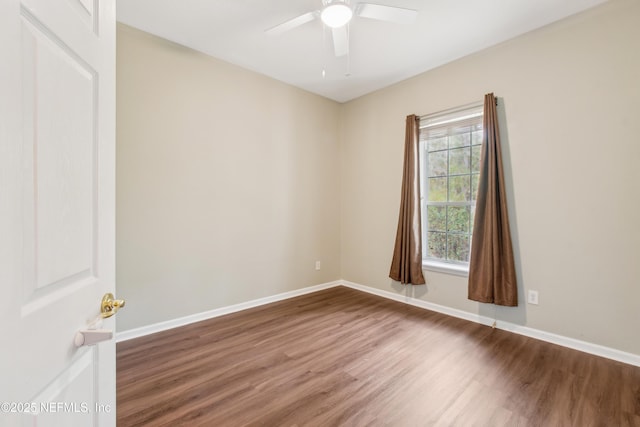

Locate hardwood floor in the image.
[117,286,640,426]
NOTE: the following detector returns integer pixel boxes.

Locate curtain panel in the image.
[468,93,518,306]
[389,114,426,285]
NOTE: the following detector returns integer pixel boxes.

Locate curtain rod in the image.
[419,97,498,122]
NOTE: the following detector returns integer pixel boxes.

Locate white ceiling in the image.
[117,0,607,103]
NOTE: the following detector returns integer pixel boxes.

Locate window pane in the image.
[472,130,483,145]
[428,136,447,152]
[427,205,446,232]
[471,173,479,201]
[471,145,482,172]
[428,177,447,202]
[447,206,470,233]
[447,234,470,262]
[449,175,470,202]
[427,231,446,259]
[427,150,447,177]
[449,131,470,148]
[449,147,470,175]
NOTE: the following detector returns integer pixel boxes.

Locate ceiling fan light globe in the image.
[321,3,353,28]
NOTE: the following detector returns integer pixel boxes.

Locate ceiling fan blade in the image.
[332,26,349,57]
[355,3,418,24]
[265,11,318,35]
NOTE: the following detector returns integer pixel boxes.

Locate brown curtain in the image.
[389,115,426,285]
[468,93,517,306]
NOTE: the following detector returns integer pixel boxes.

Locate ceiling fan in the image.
[265,0,418,57]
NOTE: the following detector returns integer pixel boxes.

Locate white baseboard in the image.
[116,279,640,367]
[340,280,496,326]
[340,280,640,367]
[116,281,341,342]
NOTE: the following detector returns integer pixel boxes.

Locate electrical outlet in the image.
[527,290,539,305]
[315,261,321,271]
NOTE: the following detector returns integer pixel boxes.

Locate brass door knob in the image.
[101,293,125,318]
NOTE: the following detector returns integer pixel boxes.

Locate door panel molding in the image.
[20,10,100,312]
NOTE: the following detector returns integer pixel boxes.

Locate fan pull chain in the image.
[322,24,327,78]
[345,23,351,77]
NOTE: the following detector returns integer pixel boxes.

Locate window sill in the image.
[423,260,469,277]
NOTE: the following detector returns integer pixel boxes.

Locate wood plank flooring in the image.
[117,286,640,426]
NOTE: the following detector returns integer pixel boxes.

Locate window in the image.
[419,103,483,275]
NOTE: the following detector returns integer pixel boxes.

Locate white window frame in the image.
[419,102,483,276]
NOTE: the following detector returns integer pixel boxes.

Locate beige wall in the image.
[340,0,640,355]
[117,0,640,356]
[116,25,341,331]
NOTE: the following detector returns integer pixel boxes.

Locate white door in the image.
[0,0,117,425]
